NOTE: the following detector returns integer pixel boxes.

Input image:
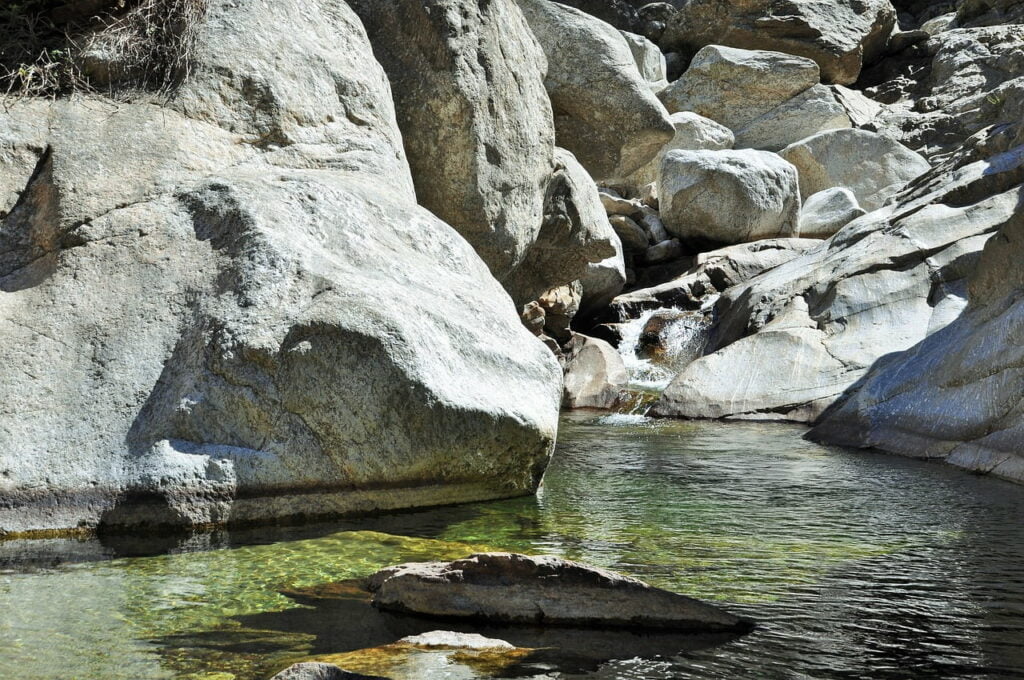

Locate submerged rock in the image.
[270,663,388,680]
[367,553,752,632]
[398,631,516,650]
[306,631,532,680]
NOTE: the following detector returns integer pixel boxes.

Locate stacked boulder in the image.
[659,0,898,85]
[658,46,853,151]
[649,122,1020,424]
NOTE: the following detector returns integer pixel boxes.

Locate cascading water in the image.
[607,307,710,422]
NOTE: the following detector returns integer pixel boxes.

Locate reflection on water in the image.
[2,414,1024,679]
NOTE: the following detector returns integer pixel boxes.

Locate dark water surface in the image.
[2,414,1024,679]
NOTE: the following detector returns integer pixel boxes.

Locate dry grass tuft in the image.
[0,0,207,100]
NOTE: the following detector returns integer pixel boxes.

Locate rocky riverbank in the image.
[1,0,1023,537]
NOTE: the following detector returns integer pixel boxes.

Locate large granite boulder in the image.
[628,111,735,190]
[349,0,554,281]
[517,0,675,184]
[621,31,669,92]
[505,149,619,307]
[660,149,801,246]
[0,0,561,536]
[733,85,852,152]
[798,188,867,239]
[808,167,1024,484]
[779,129,931,211]
[367,553,753,632]
[650,122,1024,423]
[661,0,898,85]
[562,334,629,409]
[659,46,819,129]
[658,46,850,151]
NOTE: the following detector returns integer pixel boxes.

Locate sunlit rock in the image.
[367,552,753,632]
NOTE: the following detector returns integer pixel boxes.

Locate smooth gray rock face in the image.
[871,26,1024,156]
[367,553,752,632]
[659,47,850,151]
[621,31,669,92]
[349,0,554,281]
[659,46,820,129]
[610,214,650,251]
[270,663,388,680]
[517,0,675,184]
[171,0,414,198]
[562,334,629,409]
[661,0,898,85]
[580,243,628,318]
[650,123,1024,423]
[628,111,735,190]
[780,129,931,212]
[831,84,884,128]
[809,174,1024,484]
[611,238,820,317]
[921,13,958,35]
[734,84,852,152]
[799,188,868,239]
[505,149,619,307]
[0,0,561,536]
[660,149,801,246]
[644,238,684,264]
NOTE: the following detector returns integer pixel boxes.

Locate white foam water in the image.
[616,308,708,393]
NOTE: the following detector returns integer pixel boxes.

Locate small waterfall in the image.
[617,308,680,392]
[609,308,710,420]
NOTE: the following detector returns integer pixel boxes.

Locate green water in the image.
[2,414,1024,679]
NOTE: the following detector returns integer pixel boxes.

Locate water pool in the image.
[2,414,1023,679]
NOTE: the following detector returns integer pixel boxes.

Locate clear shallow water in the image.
[2,414,1024,679]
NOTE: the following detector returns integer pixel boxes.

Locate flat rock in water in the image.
[270,662,389,680]
[366,553,753,633]
[398,631,516,650]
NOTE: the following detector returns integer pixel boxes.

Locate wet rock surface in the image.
[367,552,753,632]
